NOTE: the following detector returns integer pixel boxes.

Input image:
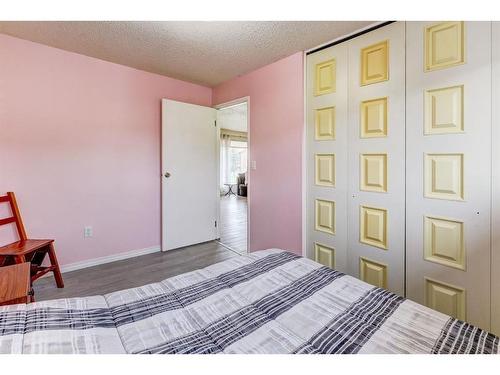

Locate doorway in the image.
[216,99,249,254]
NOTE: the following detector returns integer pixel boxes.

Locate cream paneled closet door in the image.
[346,22,406,295]
[406,22,492,330]
[306,44,349,272]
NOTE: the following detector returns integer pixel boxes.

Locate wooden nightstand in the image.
[0,263,32,306]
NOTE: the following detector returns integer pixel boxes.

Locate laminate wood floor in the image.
[219,195,247,254]
[34,241,239,301]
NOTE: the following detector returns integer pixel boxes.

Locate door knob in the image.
[164,172,171,178]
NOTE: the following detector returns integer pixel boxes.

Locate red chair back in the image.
[0,192,27,241]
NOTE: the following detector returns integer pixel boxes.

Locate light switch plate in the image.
[251,160,257,170]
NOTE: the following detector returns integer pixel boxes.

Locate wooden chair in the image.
[0,192,64,288]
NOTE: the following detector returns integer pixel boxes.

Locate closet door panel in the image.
[491,21,500,336]
[347,22,406,295]
[406,21,491,330]
[306,44,349,272]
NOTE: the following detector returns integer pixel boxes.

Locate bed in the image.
[0,249,498,354]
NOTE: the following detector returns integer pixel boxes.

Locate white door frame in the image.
[214,96,251,254]
[491,21,500,335]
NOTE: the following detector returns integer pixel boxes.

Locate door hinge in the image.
[214,120,217,127]
[215,220,217,228]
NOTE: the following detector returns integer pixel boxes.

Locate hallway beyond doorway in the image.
[219,195,247,253]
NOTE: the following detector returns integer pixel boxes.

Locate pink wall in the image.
[213,52,304,255]
[0,34,304,266]
[0,34,212,266]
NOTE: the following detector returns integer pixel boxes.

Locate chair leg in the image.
[28,287,35,303]
[48,243,64,288]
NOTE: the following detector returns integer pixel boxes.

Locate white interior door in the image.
[405,22,491,330]
[161,99,218,251]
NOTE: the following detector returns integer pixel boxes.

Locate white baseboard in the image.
[59,245,161,274]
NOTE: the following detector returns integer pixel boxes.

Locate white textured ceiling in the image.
[0,21,373,87]
[218,103,248,133]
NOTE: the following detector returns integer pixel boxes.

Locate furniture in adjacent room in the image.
[223,183,236,196]
[0,192,64,288]
[237,172,247,197]
[0,262,32,306]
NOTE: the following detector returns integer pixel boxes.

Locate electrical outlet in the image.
[84,226,93,238]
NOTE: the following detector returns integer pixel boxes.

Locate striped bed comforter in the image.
[0,249,498,354]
